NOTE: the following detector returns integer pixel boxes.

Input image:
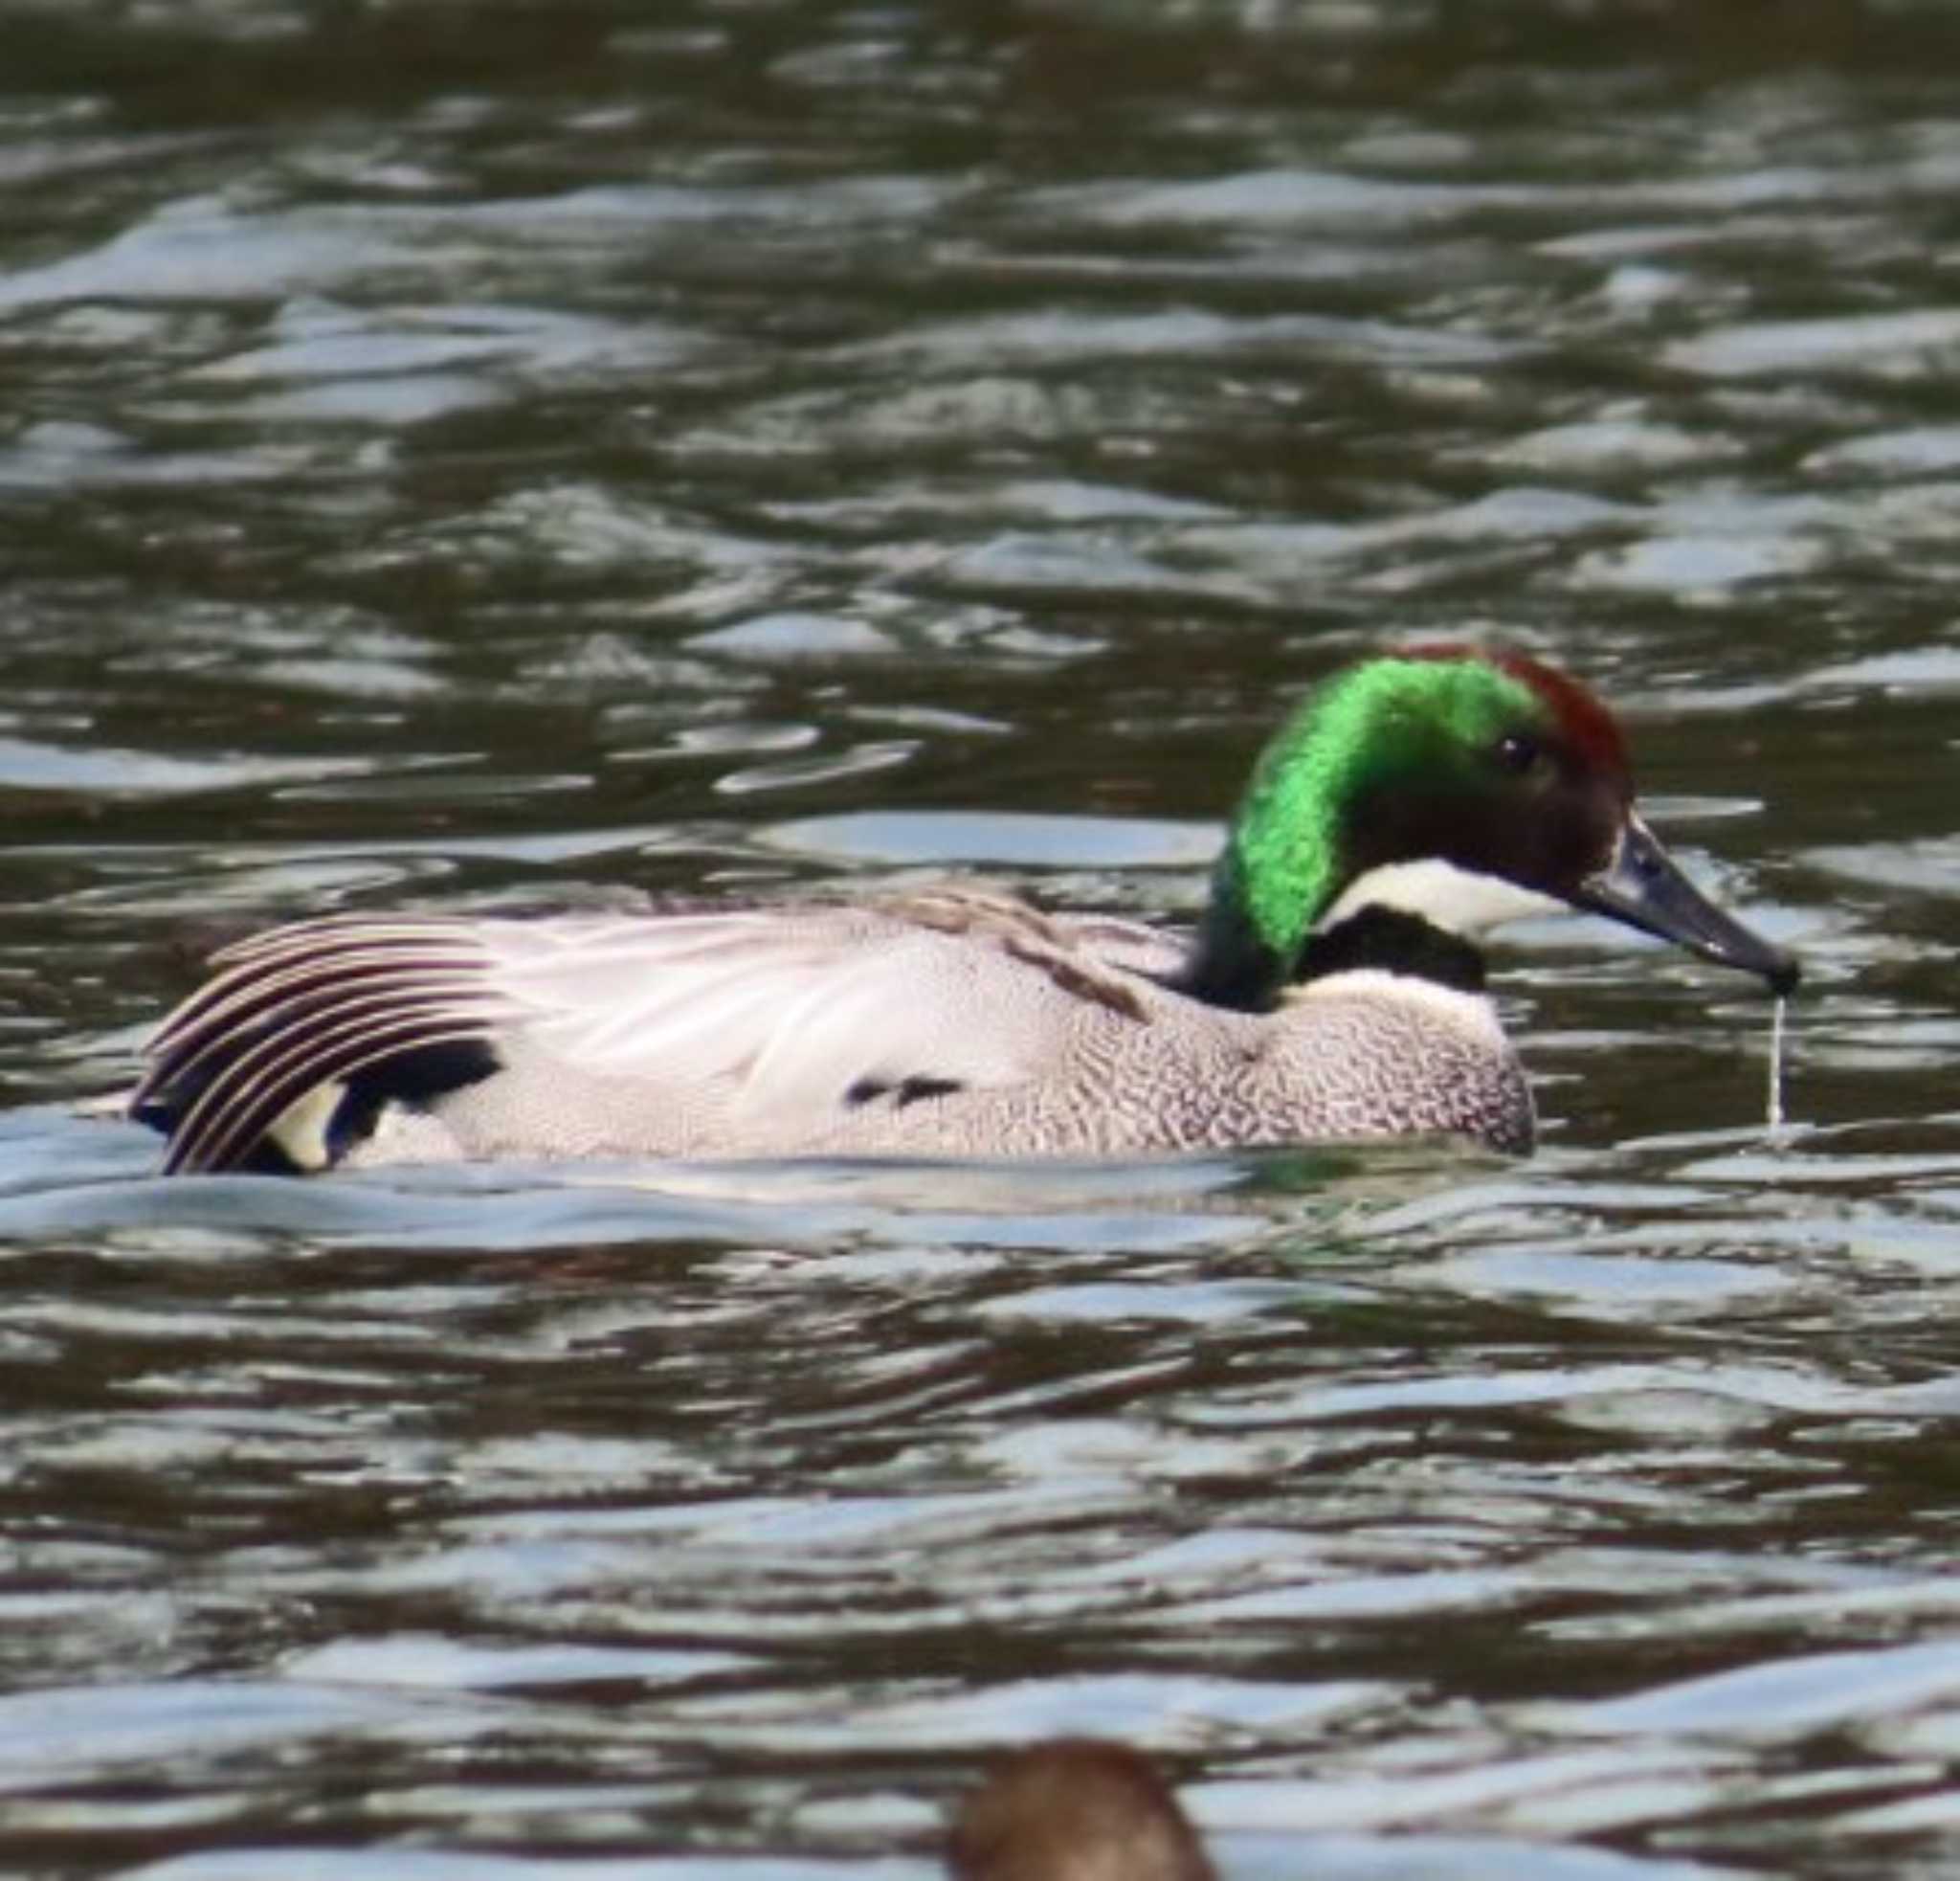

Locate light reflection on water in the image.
[5,2,1960,1877]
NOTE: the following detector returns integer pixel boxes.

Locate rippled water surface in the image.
[9,2,1960,1876]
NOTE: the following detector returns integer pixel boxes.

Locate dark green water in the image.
[5,3,1960,1876]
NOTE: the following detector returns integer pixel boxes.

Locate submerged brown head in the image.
[947,1738,1216,1881]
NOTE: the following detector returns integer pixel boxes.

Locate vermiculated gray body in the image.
[136,888,1535,1174]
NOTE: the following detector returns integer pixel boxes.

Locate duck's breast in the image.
[1241,969,1533,1154]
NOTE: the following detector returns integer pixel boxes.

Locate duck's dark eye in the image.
[1496,731,1542,775]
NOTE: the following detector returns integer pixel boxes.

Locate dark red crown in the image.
[1405,642,1630,780]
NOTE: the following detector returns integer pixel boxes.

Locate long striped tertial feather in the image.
[138,917,517,1174]
[138,918,490,1079]
[161,991,509,1175]
[137,957,486,1108]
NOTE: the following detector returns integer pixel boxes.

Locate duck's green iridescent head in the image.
[1188,646,1796,1008]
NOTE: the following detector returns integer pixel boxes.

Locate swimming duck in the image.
[131,646,1796,1175]
[948,1738,1216,1881]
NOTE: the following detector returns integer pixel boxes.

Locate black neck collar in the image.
[1291,906,1487,995]
[1180,902,1488,1009]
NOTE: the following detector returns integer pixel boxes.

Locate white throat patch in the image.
[1318,858,1565,938]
